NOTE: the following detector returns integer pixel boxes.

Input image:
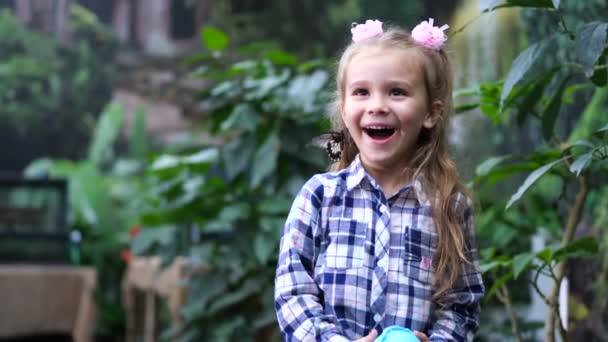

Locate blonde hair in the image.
[329,27,471,301]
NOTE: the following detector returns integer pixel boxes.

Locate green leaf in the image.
[183,148,219,165]
[475,155,511,176]
[541,76,571,141]
[536,247,554,263]
[483,0,554,11]
[575,22,608,77]
[207,278,261,314]
[568,140,595,150]
[217,203,250,224]
[220,104,259,132]
[480,260,509,273]
[151,149,218,171]
[88,102,123,166]
[454,103,479,114]
[201,27,229,51]
[151,154,181,170]
[513,252,535,278]
[479,82,502,123]
[514,68,559,125]
[501,39,552,109]
[254,234,275,264]
[554,237,599,261]
[131,226,176,255]
[569,151,593,176]
[590,55,607,87]
[265,49,298,65]
[130,106,147,159]
[472,160,538,188]
[506,156,567,209]
[250,132,279,187]
[257,198,292,215]
[485,271,513,302]
[223,133,256,181]
[597,122,608,132]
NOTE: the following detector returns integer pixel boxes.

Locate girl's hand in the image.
[414,330,429,342]
[354,329,378,342]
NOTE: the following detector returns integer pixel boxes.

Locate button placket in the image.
[370,200,390,325]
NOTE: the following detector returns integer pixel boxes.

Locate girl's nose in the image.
[367,96,389,115]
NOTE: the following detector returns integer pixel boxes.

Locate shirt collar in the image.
[344,155,432,206]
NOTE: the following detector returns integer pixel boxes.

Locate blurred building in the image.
[4,0,213,146]
[10,0,209,58]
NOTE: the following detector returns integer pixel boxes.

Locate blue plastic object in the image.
[374,325,420,342]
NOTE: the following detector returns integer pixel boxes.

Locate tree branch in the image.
[496,285,525,342]
[544,175,589,342]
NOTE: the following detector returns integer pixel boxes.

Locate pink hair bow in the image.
[351,19,383,42]
[411,18,449,50]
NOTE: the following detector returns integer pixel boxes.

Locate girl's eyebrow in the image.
[385,79,412,88]
[348,79,413,89]
[347,80,369,88]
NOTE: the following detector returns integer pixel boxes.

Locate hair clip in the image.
[411,18,449,50]
[351,19,383,42]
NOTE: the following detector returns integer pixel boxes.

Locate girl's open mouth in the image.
[363,126,395,140]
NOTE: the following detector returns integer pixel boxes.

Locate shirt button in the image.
[378,259,387,268]
[374,313,382,322]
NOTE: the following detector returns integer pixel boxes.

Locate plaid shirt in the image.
[275,156,484,342]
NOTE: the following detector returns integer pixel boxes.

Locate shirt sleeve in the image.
[274,177,350,342]
[429,196,485,342]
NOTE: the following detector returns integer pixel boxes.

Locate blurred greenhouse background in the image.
[0,0,607,341]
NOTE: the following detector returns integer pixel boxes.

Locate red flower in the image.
[129,224,142,240]
[121,249,133,263]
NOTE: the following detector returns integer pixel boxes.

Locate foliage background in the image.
[1,0,607,341]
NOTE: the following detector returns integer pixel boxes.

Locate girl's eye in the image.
[390,88,407,96]
[353,88,369,96]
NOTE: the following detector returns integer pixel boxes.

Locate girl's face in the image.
[341,48,438,173]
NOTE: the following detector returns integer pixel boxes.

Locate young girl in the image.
[275,19,484,342]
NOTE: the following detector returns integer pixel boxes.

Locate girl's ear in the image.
[423,100,442,129]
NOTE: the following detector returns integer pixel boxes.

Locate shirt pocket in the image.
[324,218,367,269]
[401,224,434,285]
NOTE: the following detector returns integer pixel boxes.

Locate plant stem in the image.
[531,264,551,306]
[496,285,525,342]
[557,11,575,40]
[544,175,589,342]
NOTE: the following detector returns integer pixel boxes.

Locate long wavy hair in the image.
[329,27,472,301]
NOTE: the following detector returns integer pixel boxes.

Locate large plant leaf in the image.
[475,155,512,176]
[501,38,553,109]
[131,225,176,255]
[554,237,599,261]
[513,252,535,278]
[250,132,279,187]
[514,68,559,125]
[220,104,259,132]
[222,133,256,181]
[254,233,276,264]
[129,106,147,159]
[88,102,124,166]
[575,22,608,77]
[569,151,593,176]
[541,75,571,141]
[506,156,567,209]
